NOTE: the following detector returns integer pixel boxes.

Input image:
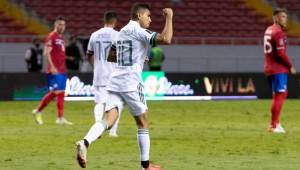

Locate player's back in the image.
[116,21,150,70]
[263,24,289,75]
[88,27,118,86]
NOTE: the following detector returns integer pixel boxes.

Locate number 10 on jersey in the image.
[117,40,133,66]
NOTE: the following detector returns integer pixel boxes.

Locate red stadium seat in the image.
[20,0,272,39]
[2,0,296,44]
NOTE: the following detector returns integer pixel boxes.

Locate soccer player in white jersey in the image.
[84,11,122,137]
[76,4,173,170]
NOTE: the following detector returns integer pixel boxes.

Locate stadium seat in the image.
[0,13,35,38]
[1,0,297,44]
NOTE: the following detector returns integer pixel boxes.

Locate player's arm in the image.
[86,50,94,66]
[277,49,295,74]
[275,33,296,74]
[24,49,31,61]
[107,45,117,63]
[86,36,95,66]
[155,8,173,44]
[290,66,297,74]
[44,44,58,74]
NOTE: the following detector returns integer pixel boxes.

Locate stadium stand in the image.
[0,6,35,42]
[245,0,300,37]
[1,0,300,73]
[0,11,29,35]
[21,0,271,38]
[0,0,49,42]
[18,0,275,44]
[275,0,300,18]
[0,0,300,44]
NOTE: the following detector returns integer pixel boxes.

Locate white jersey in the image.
[87,27,118,86]
[107,20,157,92]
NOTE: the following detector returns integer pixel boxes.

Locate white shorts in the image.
[106,84,147,116]
[94,86,109,104]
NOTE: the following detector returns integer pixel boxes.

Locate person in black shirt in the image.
[66,35,83,72]
[24,38,43,72]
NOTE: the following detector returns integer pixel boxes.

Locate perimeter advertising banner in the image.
[3,72,299,101]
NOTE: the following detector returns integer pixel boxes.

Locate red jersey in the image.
[263,24,292,75]
[45,31,66,73]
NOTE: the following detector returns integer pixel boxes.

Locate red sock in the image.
[270,92,287,128]
[37,92,56,112]
[56,92,65,118]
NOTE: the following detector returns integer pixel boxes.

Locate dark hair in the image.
[54,16,65,23]
[32,37,40,44]
[104,11,118,24]
[131,3,150,20]
[273,8,287,16]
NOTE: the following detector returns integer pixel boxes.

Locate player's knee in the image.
[134,113,149,129]
[53,90,64,95]
[94,103,105,122]
[95,103,105,112]
[106,119,117,130]
[137,123,148,129]
[104,108,119,129]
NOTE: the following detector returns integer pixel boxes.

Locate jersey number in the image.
[95,41,112,61]
[117,40,133,66]
[264,35,272,54]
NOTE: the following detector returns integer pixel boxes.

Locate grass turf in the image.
[0,100,300,170]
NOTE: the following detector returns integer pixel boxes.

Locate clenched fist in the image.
[163,8,173,18]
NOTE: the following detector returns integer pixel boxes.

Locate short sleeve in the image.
[45,35,53,47]
[87,35,94,53]
[136,28,157,46]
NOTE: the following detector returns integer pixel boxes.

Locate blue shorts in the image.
[267,73,287,93]
[47,74,67,91]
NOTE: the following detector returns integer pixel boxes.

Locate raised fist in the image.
[163,8,173,18]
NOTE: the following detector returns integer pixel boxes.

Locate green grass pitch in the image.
[1,100,300,170]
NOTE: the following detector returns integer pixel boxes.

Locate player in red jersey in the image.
[32,16,73,125]
[263,8,296,133]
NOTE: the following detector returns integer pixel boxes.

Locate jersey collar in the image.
[273,23,283,31]
[129,20,141,28]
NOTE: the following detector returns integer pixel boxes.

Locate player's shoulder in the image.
[123,20,141,32]
[270,25,283,34]
[136,24,154,36]
[112,28,119,34]
[91,28,101,36]
[265,25,281,38]
[104,27,119,35]
[144,29,154,35]
[120,22,132,32]
[89,28,102,41]
[272,28,285,39]
[47,31,57,39]
[45,32,56,45]
[133,26,151,37]
[91,28,118,40]
[265,24,274,32]
[92,27,114,36]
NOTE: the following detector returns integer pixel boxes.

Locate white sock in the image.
[94,103,105,122]
[137,129,150,161]
[109,105,123,135]
[84,121,108,144]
